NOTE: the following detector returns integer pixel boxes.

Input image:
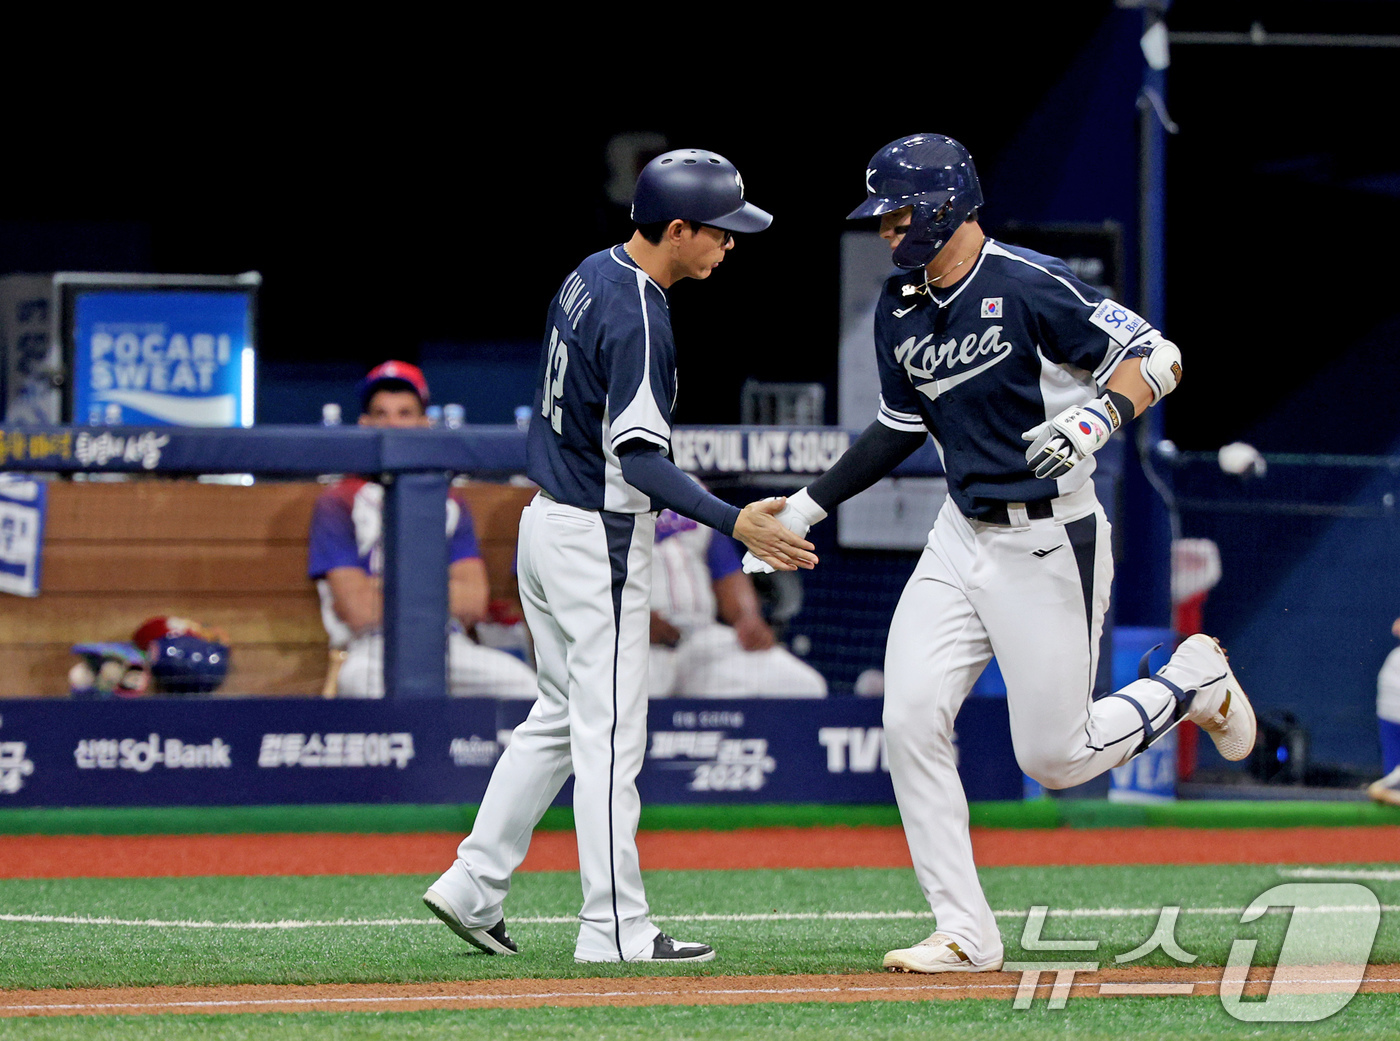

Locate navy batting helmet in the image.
[631,149,773,233]
[847,134,983,269]
[149,634,230,695]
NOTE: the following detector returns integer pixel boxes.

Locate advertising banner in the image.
[0,275,61,424]
[0,695,1020,807]
[70,290,254,427]
[0,476,45,597]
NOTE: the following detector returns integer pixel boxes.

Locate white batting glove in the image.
[1022,395,1122,480]
[741,488,828,574]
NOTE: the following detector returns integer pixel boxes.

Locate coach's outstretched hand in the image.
[733,498,818,572]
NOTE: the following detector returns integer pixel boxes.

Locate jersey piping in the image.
[606,252,671,455]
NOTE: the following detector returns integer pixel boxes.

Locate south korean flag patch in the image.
[1089,299,1148,346]
[980,297,1002,319]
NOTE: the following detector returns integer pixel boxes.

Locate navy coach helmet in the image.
[632,149,773,233]
[848,134,983,269]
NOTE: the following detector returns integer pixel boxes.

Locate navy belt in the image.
[977,499,1054,525]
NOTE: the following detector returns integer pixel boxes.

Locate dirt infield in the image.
[3,965,1399,1017]
[3,825,1398,878]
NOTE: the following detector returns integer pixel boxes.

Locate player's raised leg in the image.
[881,506,1005,972]
[976,500,1175,788]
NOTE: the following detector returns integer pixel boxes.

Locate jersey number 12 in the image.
[541,326,569,434]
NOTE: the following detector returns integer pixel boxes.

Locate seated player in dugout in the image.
[307,361,538,699]
[649,508,826,698]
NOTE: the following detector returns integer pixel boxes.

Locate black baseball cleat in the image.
[422,888,517,955]
[636,933,715,962]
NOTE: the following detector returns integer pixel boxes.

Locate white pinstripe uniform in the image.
[428,245,680,962]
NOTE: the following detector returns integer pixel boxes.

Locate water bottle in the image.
[425,405,443,427]
[514,405,532,431]
[321,403,342,426]
[443,404,465,429]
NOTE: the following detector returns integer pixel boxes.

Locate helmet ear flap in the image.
[891,198,954,270]
[889,191,981,271]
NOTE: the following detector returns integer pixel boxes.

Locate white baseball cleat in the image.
[1157,634,1257,762]
[883,932,1003,973]
[1368,765,1400,807]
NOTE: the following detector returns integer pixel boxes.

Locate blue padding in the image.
[382,472,451,699]
[1381,718,1400,774]
[0,695,1024,806]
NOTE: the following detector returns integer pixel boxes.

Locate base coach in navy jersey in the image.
[424,149,816,964]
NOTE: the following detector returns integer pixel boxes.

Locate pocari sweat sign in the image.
[71,289,256,427]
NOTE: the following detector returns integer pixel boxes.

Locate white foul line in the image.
[1281,867,1400,882]
[1,905,1396,930]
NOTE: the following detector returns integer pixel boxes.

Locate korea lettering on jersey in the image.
[873,239,1159,516]
[526,246,677,513]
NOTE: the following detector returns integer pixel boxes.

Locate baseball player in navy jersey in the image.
[745,133,1257,973]
[424,149,815,964]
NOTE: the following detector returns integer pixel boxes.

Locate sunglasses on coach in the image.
[690,222,734,246]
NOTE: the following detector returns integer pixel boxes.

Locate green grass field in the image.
[5,998,1400,1041]
[3,861,1398,1038]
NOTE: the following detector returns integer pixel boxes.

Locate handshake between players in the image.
[733,497,818,573]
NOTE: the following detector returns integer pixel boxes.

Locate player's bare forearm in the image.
[716,574,777,653]
[714,570,761,624]
[733,499,818,571]
[449,558,490,629]
[326,567,382,635]
[1103,358,1154,417]
[732,612,776,652]
[650,611,682,647]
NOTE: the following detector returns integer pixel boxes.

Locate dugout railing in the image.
[0,423,964,701]
[0,423,1127,808]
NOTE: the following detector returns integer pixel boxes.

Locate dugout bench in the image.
[0,424,533,699]
[0,477,536,699]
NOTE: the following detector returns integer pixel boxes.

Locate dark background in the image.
[7,1,1399,452]
[6,2,1400,769]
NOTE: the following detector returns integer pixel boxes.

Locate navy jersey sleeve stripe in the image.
[878,395,927,432]
[607,262,673,454]
[525,245,681,514]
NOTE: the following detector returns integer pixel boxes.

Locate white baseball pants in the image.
[647,623,828,698]
[336,630,538,699]
[883,484,1176,967]
[431,494,661,962]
